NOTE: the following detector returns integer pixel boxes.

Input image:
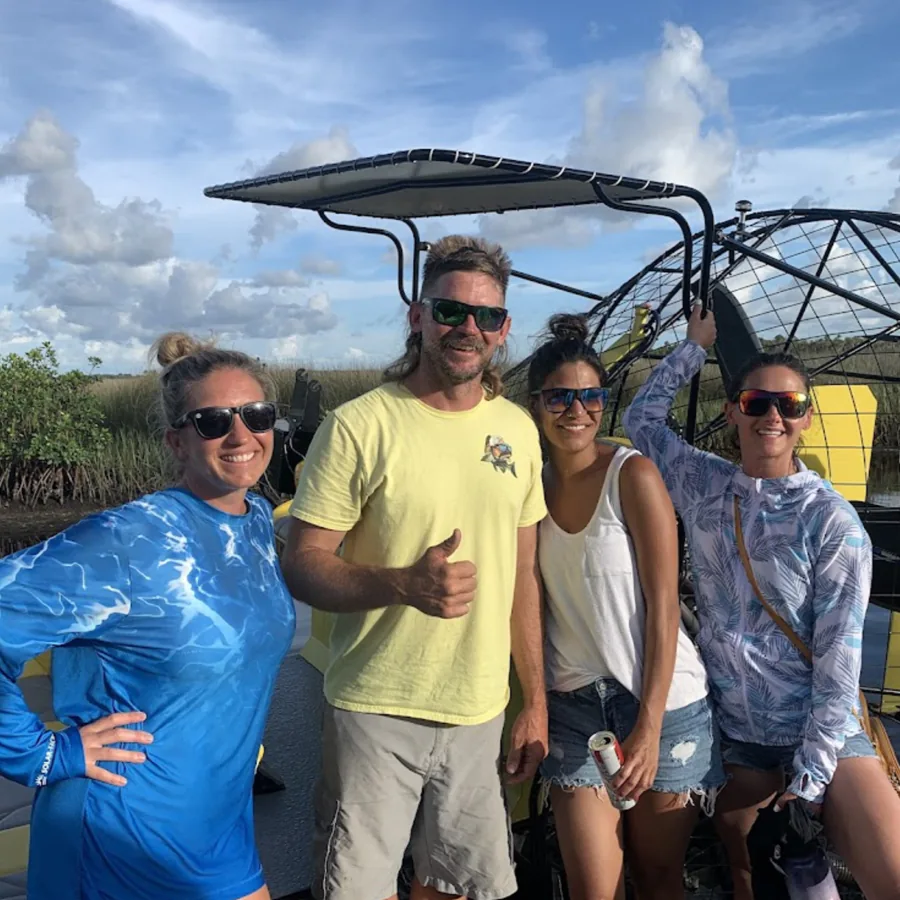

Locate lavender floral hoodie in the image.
[623,340,873,802]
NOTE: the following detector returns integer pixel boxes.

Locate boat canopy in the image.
[203,148,700,219]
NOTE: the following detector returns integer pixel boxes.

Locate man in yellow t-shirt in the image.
[282,235,547,900]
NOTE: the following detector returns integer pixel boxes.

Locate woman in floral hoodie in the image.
[623,305,900,900]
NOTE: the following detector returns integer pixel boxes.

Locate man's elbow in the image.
[279,532,323,598]
[279,548,309,602]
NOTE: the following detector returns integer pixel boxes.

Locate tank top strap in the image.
[598,443,642,527]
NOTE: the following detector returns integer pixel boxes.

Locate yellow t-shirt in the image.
[290,381,547,725]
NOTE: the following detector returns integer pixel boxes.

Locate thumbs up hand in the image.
[401,529,477,618]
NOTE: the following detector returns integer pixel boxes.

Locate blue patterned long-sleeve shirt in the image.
[622,340,872,803]
[0,487,296,899]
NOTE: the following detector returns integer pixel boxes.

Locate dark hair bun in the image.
[547,313,590,344]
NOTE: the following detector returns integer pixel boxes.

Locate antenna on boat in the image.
[726,199,754,264]
[735,199,752,240]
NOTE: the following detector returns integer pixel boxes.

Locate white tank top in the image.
[539,444,709,711]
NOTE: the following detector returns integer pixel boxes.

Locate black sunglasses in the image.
[532,387,610,413]
[422,297,508,333]
[735,389,810,420]
[172,401,278,440]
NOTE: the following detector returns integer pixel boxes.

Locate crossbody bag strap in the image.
[733,496,874,760]
[733,495,813,665]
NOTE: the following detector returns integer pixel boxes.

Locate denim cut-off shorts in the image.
[540,677,726,812]
[720,729,877,772]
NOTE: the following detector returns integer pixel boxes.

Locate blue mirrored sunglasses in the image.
[531,387,609,413]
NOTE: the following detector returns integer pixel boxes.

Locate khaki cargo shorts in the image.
[310,704,517,900]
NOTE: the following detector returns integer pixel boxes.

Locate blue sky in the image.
[0,0,899,372]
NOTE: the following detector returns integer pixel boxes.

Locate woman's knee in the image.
[629,861,685,894]
[550,784,625,900]
[713,800,759,870]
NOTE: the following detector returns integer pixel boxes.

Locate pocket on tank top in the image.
[583,527,635,577]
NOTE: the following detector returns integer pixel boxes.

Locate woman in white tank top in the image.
[529,314,724,900]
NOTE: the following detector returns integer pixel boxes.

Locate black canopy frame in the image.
[205,147,719,437]
[204,147,716,310]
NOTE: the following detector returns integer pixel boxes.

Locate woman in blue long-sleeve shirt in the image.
[0,332,296,899]
[623,305,900,900]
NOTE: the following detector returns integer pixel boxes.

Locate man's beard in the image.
[422,333,492,386]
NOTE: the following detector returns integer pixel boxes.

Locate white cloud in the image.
[706,2,863,78]
[0,305,36,346]
[300,254,343,277]
[569,24,733,189]
[83,337,152,372]
[496,27,551,73]
[0,111,79,176]
[247,126,358,251]
[253,126,357,179]
[248,208,297,253]
[887,153,900,213]
[0,111,340,346]
[2,2,899,373]
[106,0,350,106]
[0,110,174,285]
[103,0,445,146]
[792,192,830,209]
[251,269,309,288]
[733,139,899,212]
[744,109,900,147]
[480,23,737,249]
[587,21,614,41]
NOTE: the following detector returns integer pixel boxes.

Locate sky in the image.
[1,0,899,373]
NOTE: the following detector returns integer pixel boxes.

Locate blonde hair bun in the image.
[151,332,213,369]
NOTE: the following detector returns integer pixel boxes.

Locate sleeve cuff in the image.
[787,769,827,804]
[44,726,85,785]
[681,339,709,363]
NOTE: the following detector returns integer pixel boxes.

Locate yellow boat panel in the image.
[599,305,651,370]
[22,651,51,680]
[797,384,877,503]
[885,615,900,714]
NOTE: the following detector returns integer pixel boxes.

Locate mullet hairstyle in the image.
[382,235,512,397]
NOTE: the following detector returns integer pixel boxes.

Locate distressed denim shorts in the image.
[720,729,877,771]
[540,677,726,810]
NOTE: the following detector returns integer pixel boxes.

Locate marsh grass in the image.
[9,340,900,509]
[268,365,382,411]
[68,365,386,506]
[89,351,900,504]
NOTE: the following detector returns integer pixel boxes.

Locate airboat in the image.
[3,149,899,899]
